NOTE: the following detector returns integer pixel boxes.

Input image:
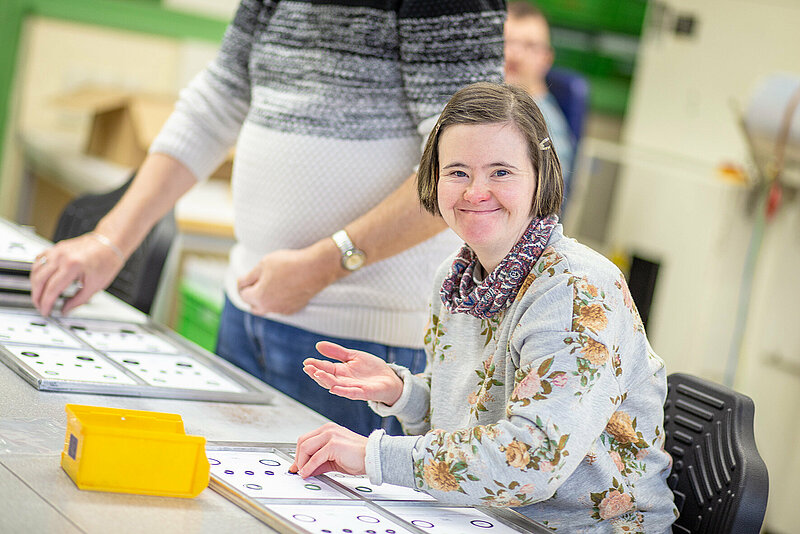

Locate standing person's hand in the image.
[237,240,341,316]
[289,423,368,478]
[30,233,126,315]
[303,341,405,406]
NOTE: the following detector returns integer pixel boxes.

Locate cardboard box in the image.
[53,86,233,180]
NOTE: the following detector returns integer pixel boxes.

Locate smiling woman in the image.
[417,83,562,224]
[292,82,678,533]
[436,122,537,273]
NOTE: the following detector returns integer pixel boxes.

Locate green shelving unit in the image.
[534,0,648,115]
[176,281,223,353]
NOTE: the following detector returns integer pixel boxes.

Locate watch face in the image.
[343,250,366,270]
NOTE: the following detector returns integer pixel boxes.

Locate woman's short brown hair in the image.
[417,82,563,218]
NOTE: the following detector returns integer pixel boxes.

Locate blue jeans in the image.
[215,297,427,437]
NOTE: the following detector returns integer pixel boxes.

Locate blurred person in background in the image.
[505,1,575,204]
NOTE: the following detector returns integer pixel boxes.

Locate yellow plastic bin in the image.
[61,404,209,498]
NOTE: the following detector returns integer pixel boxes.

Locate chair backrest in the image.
[545,66,590,144]
[53,172,175,315]
[664,373,769,534]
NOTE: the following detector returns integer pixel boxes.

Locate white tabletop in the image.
[0,218,326,534]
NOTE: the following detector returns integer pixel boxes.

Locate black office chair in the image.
[53,172,176,315]
[664,373,769,534]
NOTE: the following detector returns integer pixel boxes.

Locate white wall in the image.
[616,1,800,531]
[624,0,800,164]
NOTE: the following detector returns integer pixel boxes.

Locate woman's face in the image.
[437,122,536,273]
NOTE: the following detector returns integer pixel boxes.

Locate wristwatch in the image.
[331,230,366,271]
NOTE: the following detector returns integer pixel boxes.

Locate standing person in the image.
[504,1,575,204]
[291,82,677,532]
[29,1,506,437]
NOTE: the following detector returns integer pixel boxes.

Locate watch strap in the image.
[331,230,355,254]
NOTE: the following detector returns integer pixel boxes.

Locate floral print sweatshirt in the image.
[365,225,678,533]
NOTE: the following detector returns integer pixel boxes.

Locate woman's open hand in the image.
[303,341,404,406]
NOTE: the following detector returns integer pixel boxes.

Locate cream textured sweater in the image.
[149,0,505,347]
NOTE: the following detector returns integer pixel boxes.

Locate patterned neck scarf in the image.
[440,215,558,319]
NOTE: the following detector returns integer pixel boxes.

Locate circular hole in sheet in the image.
[207,458,221,465]
[244,483,262,490]
[45,370,59,375]
[304,483,321,491]
[259,459,280,467]
[76,355,94,361]
[470,520,494,528]
[176,362,193,368]
[244,470,254,475]
[21,351,39,357]
[292,514,316,523]
[412,520,435,528]
[264,470,274,475]
[357,515,380,524]
[123,359,139,365]
[355,486,373,493]
[224,469,234,475]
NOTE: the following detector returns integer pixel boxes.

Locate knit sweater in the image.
[150,0,505,347]
[366,225,678,533]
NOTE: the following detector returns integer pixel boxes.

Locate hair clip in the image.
[538,137,552,151]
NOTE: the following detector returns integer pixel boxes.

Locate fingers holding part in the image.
[37,263,81,316]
